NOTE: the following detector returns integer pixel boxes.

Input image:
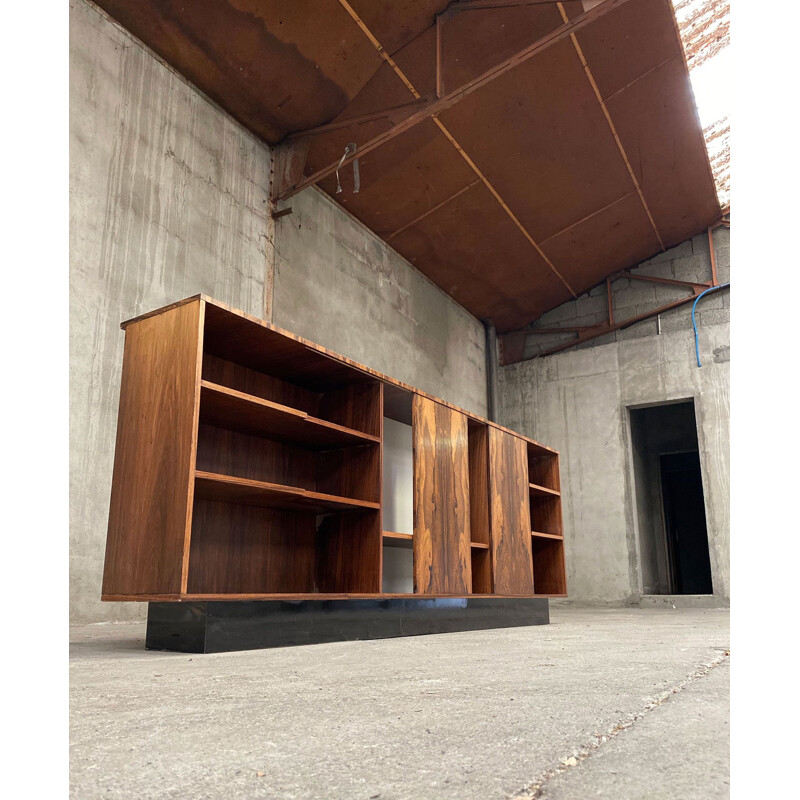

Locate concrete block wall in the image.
[497,231,730,606]
[70,0,486,623]
[521,228,730,358]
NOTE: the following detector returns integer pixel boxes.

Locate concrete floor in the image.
[70,608,729,799]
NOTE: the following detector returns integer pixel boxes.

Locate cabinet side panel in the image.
[412,396,471,594]
[102,301,203,596]
[489,429,534,595]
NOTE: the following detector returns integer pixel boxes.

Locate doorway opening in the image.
[629,401,713,595]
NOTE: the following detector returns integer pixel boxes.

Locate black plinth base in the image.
[146,598,550,653]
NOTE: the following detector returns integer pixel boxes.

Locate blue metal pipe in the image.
[692,283,730,367]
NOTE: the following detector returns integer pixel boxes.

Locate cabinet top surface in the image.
[121,294,558,454]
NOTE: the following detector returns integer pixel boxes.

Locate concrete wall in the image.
[70,0,486,623]
[272,188,487,416]
[70,0,273,624]
[497,230,730,605]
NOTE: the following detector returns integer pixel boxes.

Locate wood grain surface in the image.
[199,381,380,449]
[468,422,490,546]
[412,396,471,594]
[489,427,534,595]
[317,510,382,593]
[187,499,316,594]
[529,494,564,536]
[123,295,558,454]
[193,471,380,512]
[531,536,568,595]
[104,295,565,603]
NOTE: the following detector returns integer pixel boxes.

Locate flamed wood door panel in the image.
[489,427,534,595]
[412,396,471,594]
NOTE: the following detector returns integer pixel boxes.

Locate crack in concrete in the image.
[510,649,730,799]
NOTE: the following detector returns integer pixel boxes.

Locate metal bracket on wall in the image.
[335,143,360,194]
[269,138,310,204]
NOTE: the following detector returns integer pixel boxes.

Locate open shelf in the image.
[527,442,560,492]
[529,494,563,537]
[383,531,413,549]
[382,535,413,592]
[202,350,382,439]
[194,471,380,512]
[470,541,490,549]
[525,442,564,594]
[202,302,376,394]
[199,381,380,450]
[195,418,381,503]
[468,422,490,547]
[531,536,567,595]
[471,548,492,594]
[529,482,560,498]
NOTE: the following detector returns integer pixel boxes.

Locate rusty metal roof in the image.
[94,0,723,332]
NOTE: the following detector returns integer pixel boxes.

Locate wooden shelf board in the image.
[103,592,566,601]
[383,531,413,549]
[194,471,380,512]
[531,530,563,540]
[199,381,380,449]
[122,296,560,453]
[529,482,560,497]
[470,542,490,549]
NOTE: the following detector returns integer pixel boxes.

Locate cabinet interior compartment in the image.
[529,494,563,537]
[187,502,381,595]
[528,446,560,492]
[531,536,567,595]
[202,301,382,438]
[381,412,413,593]
[195,424,381,504]
[468,421,492,593]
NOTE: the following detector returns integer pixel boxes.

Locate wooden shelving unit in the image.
[526,443,567,595]
[102,295,567,603]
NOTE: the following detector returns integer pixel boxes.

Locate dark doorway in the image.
[629,400,713,595]
[660,452,713,594]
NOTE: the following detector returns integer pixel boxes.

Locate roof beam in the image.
[555,2,665,251]
[276,0,636,202]
[448,1,566,10]
[331,0,590,296]
[286,97,432,141]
